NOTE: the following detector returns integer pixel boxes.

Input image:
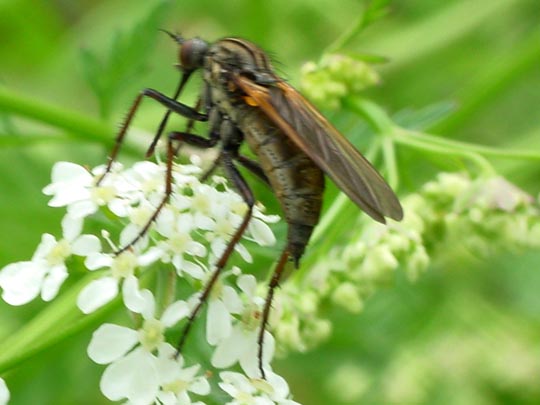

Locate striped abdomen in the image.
[239,109,325,265]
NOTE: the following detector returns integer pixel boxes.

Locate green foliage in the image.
[80,1,173,119]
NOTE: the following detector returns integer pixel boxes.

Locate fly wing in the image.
[234,74,403,223]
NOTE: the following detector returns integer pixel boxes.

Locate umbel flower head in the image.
[0,159,297,404]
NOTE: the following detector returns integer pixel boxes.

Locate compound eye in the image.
[180,38,209,70]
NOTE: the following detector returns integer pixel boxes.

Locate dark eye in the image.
[179,38,209,70]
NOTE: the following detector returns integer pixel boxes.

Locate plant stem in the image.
[324,4,370,54]
[343,97,394,134]
[401,129,540,161]
[0,87,109,143]
[0,87,140,155]
[0,134,70,147]
[382,137,398,189]
[394,134,496,176]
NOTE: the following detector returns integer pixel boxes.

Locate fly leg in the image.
[235,154,270,186]
[258,249,290,379]
[173,97,203,157]
[115,130,217,255]
[145,71,194,159]
[97,85,206,185]
[176,151,255,354]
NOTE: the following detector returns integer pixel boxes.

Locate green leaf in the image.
[79,1,173,119]
[324,0,392,54]
[341,50,389,64]
[362,0,392,29]
[392,101,458,131]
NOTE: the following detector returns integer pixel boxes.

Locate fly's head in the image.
[178,37,209,71]
[162,31,209,72]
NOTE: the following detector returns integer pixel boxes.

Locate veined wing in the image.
[234,74,403,223]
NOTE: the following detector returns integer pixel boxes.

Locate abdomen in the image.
[240,109,325,266]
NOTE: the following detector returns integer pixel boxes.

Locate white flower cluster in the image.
[271,172,540,354]
[0,160,300,405]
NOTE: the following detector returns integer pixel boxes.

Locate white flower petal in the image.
[100,347,159,404]
[32,234,57,260]
[211,327,250,369]
[88,323,138,364]
[249,218,276,246]
[108,198,130,217]
[217,381,238,399]
[211,238,226,258]
[85,252,113,270]
[240,331,275,379]
[190,377,211,396]
[266,371,290,401]
[186,241,206,257]
[237,274,257,298]
[161,300,189,327]
[156,390,177,405]
[172,255,184,272]
[41,265,68,301]
[61,214,83,242]
[77,277,119,314]
[155,344,182,383]
[182,261,205,279]
[122,275,155,317]
[219,371,254,395]
[138,247,162,267]
[47,187,90,208]
[175,391,192,405]
[71,235,101,256]
[0,377,10,405]
[120,224,147,251]
[235,244,252,263]
[0,261,47,305]
[194,214,214,230]
[49,161,92,185]
[155,209,176,237]
[254,212,281,224]
[221,286,243,314]
[67,199,97,219]
[206,299,232,345]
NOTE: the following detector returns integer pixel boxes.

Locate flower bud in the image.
[331,282,364,313]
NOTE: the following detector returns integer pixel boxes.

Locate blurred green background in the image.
[1,0,540,404]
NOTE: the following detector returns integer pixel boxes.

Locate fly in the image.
[98,33,403,378]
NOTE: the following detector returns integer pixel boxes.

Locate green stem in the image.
[324,6,369,54]
[347,97,540,164]
[382,137,398,189]
[343,97,394,134]
[402,129,540,161]
[0,87,140,155]
[0,87,110,143]
[0,134,70,147]
[394,134,496,176]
